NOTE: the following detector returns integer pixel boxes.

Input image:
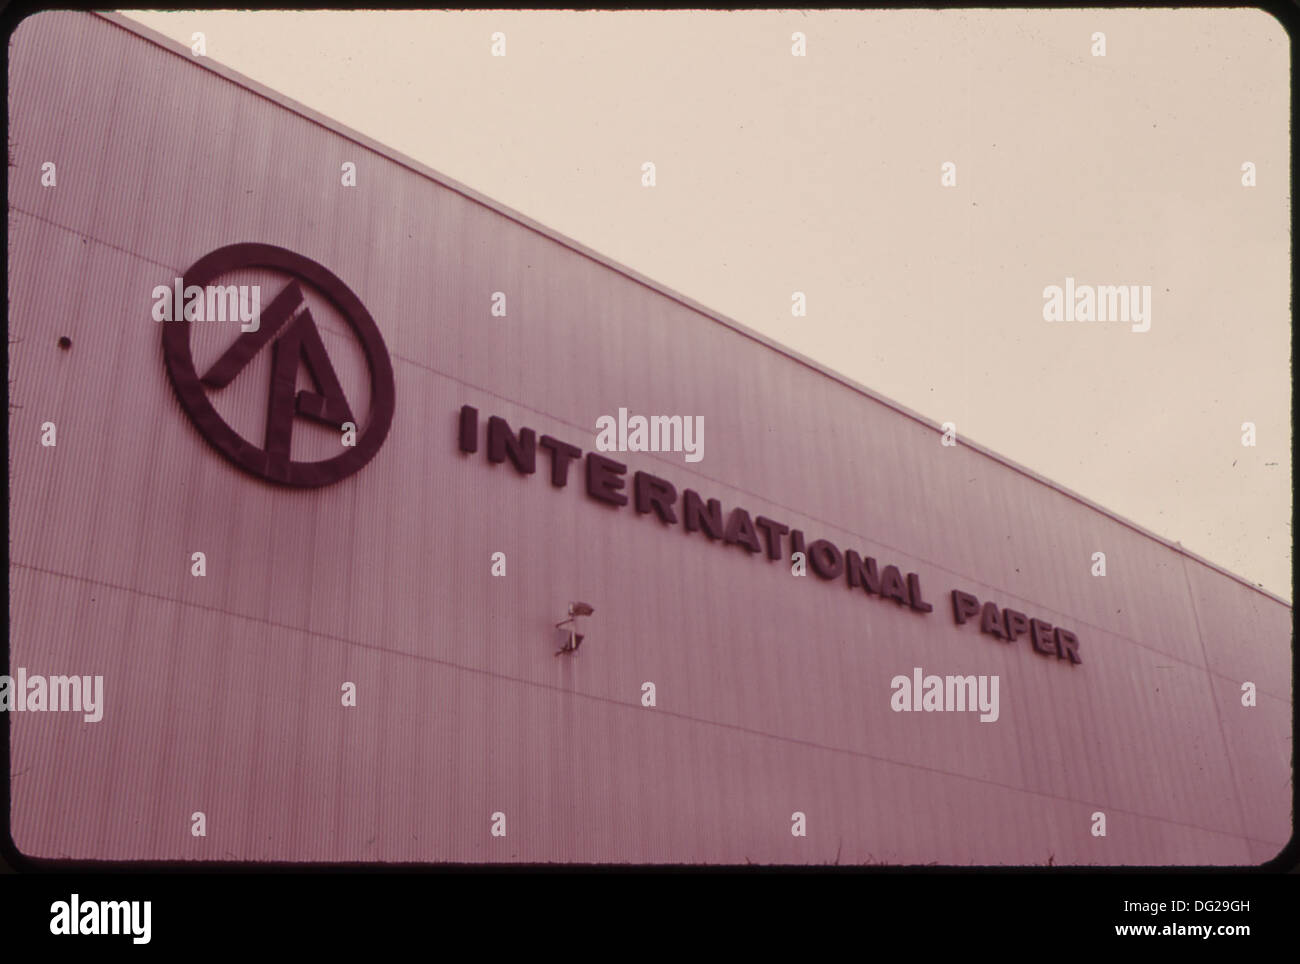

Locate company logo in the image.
[162,244,395,487]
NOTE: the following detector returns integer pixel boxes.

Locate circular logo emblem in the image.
[162,243,395,487]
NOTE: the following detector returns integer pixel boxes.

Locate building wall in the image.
[6,11,1291,864]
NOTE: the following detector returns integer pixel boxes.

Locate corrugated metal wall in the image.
[6,11,1291,864]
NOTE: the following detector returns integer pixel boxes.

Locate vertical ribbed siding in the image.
[6,11,1291,865]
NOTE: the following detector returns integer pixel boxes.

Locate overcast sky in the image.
[120,9,1292,601]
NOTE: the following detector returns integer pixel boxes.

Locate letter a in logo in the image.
[162,244,396,487]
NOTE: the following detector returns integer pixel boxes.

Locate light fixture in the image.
[555,602,594,655]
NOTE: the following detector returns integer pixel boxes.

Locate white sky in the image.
[120,9,1292,601]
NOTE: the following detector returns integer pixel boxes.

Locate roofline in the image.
[95,10,1293,609]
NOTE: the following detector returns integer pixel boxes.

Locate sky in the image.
[119,9,1292,601]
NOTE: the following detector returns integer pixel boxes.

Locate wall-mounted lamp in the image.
[555,602,594,656]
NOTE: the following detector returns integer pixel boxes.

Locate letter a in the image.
[152,284,172,321]
[791,811,806,837]
[595,415,617,451]
[890,675,910,712]
[49,901,71,936]
[1042,285,1063,321]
